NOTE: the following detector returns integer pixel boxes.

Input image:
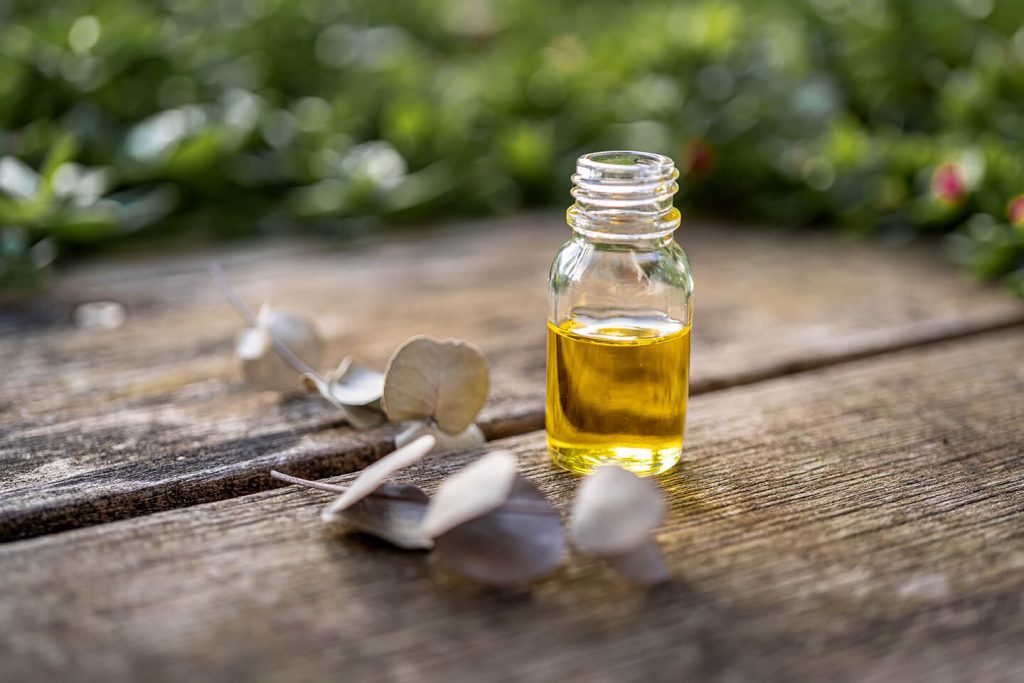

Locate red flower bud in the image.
[931,163,967,206]
[682,139,716,179]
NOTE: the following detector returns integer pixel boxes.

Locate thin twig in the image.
[209,261,327,382]
[270,470,348,493]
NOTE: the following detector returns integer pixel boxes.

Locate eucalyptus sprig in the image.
[274,451,671,588]
[236,304,324,393]
[214,264,490,447]
[211,262,326,391]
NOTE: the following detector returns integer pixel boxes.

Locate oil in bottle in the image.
[546,309,690,476]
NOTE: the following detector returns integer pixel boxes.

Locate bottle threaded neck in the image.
[568,150,680,239]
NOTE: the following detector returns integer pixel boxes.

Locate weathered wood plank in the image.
[2,215,1022,540]
[1,329,1022,682]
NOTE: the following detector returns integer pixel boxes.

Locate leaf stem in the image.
[270,470,348,493]
[209,261,258,326]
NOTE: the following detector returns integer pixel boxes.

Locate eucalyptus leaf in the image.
[321,433,435,520]
[394,420,486,453]
[324,357,385,406]
[605,539,670,586]
[382,336,489,435]
[341,404,387,429]
[327,482,432,550]
[570,465,671,586]
[571,465,666,556]
[237,304,323,392]
[420,450,518,539]
[433,474,565,586]
[302,372,386,429]
[270,470,431,550]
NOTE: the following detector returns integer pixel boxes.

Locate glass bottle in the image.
[546,151,693,476]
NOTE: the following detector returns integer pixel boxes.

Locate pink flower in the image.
[682,139,716,179]
[1008,195,1024,227]
[931,163,967,206]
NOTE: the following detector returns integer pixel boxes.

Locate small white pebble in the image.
[73,301,127,330]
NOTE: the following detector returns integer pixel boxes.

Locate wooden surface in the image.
[3,215,1023,541]
[1,214,1023,682]
[1,330,1022,682]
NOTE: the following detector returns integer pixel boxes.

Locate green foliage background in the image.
[2,0,1024,291]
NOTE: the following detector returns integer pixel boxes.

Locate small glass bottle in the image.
[546,151,693,476]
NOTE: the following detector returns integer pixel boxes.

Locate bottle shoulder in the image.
[548,234,693,327]
[550,236,693,286]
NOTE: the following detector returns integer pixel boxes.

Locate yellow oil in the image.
[546,311,690,476]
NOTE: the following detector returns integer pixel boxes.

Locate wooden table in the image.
[2,215,1022,682]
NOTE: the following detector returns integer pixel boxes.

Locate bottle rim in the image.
[575,150,677,183]
[570,150,681,238]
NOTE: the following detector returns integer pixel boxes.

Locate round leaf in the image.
[434,475,565,586]
[301,361,386,429]
[332,482,432,550]
[605,539,671,585]
[420,450,518,539]
[571,465,666,556]
[382,336,489,435]
[321,434,435,519]
[237,305,323,392]
[340,404,386,430]
[327,357,385,406]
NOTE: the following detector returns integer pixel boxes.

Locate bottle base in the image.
[548,440,682,477]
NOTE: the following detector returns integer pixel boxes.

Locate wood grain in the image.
[2,215,1022,540]
[1,329,1022,682]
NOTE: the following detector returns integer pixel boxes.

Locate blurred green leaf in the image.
[0,0,1022,290]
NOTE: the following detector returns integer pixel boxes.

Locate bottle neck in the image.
[567,150,681,242]
[567,227,674,250]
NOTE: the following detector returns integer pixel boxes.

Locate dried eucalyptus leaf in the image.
[237,305,323,392]
[270,472,428,548]
[433,475,565,586]
[321,434,435,519]
[394,421,486,453]
[571,465,666,556]
[341,404,386,429]
[420,451,518,539]
[605,539,671,586]
[302,358,386,429]
[327,482,432,550]
[382,336,489,435]
[302,372,382,420]
[327,357,385,406]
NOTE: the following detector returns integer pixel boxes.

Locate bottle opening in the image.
[575,151,677,183]
[569,150,680,239]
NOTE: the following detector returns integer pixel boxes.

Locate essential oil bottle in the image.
[546,151,693,476]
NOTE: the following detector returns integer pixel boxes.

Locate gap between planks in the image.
[691,313,1024,393]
